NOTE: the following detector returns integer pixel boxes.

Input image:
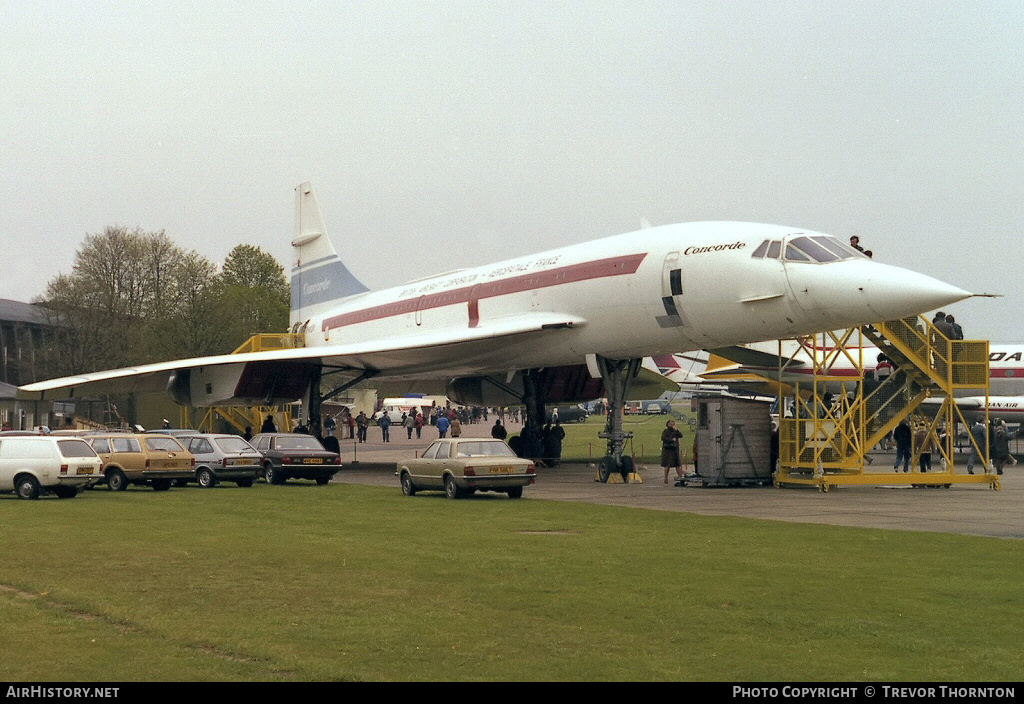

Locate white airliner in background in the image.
[665,340,1024,422]
[20,183,972,471]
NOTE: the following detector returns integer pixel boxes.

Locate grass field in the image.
[2,481,1023,682]
[549,410,696,465]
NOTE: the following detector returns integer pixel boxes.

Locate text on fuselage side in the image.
[398,256,563,298]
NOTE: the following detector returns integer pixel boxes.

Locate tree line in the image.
[36,226,290,377]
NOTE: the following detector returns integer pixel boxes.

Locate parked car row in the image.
[3,429,535,502]
[0,429,341,499]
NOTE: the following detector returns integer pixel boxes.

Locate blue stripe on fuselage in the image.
[291,256,370,312]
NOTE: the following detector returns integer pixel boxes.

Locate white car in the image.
[0,435,104,499]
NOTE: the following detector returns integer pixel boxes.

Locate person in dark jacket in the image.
[893,420,913,473]
[660,419,684,484]
[491,419,508,440]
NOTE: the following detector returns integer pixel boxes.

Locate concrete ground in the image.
[330,419,1024,539]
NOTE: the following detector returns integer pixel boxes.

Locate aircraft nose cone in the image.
[860,264,971,321]
[787,260,970,329]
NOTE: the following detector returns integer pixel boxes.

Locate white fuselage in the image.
[293,223,967,379]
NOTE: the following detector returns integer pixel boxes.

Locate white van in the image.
[0,436,104,499]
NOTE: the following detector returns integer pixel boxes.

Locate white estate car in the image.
[0,435,104,499]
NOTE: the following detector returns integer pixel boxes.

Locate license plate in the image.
[490,466,514,474]
[76,466,93,475]
[303,458,324,464]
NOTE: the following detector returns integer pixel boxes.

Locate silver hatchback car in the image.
[173,433,263,488]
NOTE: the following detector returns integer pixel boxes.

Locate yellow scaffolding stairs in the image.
[775,316,996,492]
[177,333,306,433]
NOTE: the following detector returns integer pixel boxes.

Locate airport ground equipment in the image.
[685,394,773,487]
[775,316,995,491]
[178,333,303,433]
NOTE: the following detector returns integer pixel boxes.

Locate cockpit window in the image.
[784,244,811,262]
[789,236,840,262]
[783,235,866,263]
[751,240,783,259]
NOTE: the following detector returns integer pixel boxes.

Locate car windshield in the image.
[454,441,517,458]
[274,436,324,451]
[145,437,186,452]
[216,437,256,453]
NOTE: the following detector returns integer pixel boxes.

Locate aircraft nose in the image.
[859,264,971,320]
[787,260,970,327]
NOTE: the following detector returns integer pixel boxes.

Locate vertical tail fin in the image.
[290,182,369,326]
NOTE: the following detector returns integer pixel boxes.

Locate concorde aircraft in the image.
[19,183,972,478]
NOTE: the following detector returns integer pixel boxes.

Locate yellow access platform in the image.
[177,333,305,433]
[775,316,997,491]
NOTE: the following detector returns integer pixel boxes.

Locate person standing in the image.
[414,412,424,439]
[491,419,507,440]
[378,411,392,442]
[946,315,964,340]
[450,413,462,438]
[893,420,913,473]
[548,420,565,467]
[436,413,450,438]
[356,411,369,443]
[403,412,416,439]
[967,420,987,474]
[914,422,934,473]
[660,419,684,484]
[992,420,1012,475]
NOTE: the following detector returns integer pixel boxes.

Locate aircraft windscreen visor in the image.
[783,235,865,263]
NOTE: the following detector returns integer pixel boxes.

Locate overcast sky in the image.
[2,1,1022,342]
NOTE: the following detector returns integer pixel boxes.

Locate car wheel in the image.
[236,479,254,488]
[444,474,462,500]
[16,475,41,500]
[506,486,523,499]
[107,469,129,492]
[174,479,189,487]
[151,479,172,491]
[315,476,330,485]
[400,472,417,496]
[51,485,79,499]
[197,468,216,488]
[264,464,284,485]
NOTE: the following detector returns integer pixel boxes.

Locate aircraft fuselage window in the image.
[669,269,683,296]
[751,240,770,258]
[766,240,781,258]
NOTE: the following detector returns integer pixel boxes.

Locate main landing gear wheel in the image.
[618,455,634,482]
[598,456,633,483]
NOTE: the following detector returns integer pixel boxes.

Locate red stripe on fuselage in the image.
[321,253,647,331]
